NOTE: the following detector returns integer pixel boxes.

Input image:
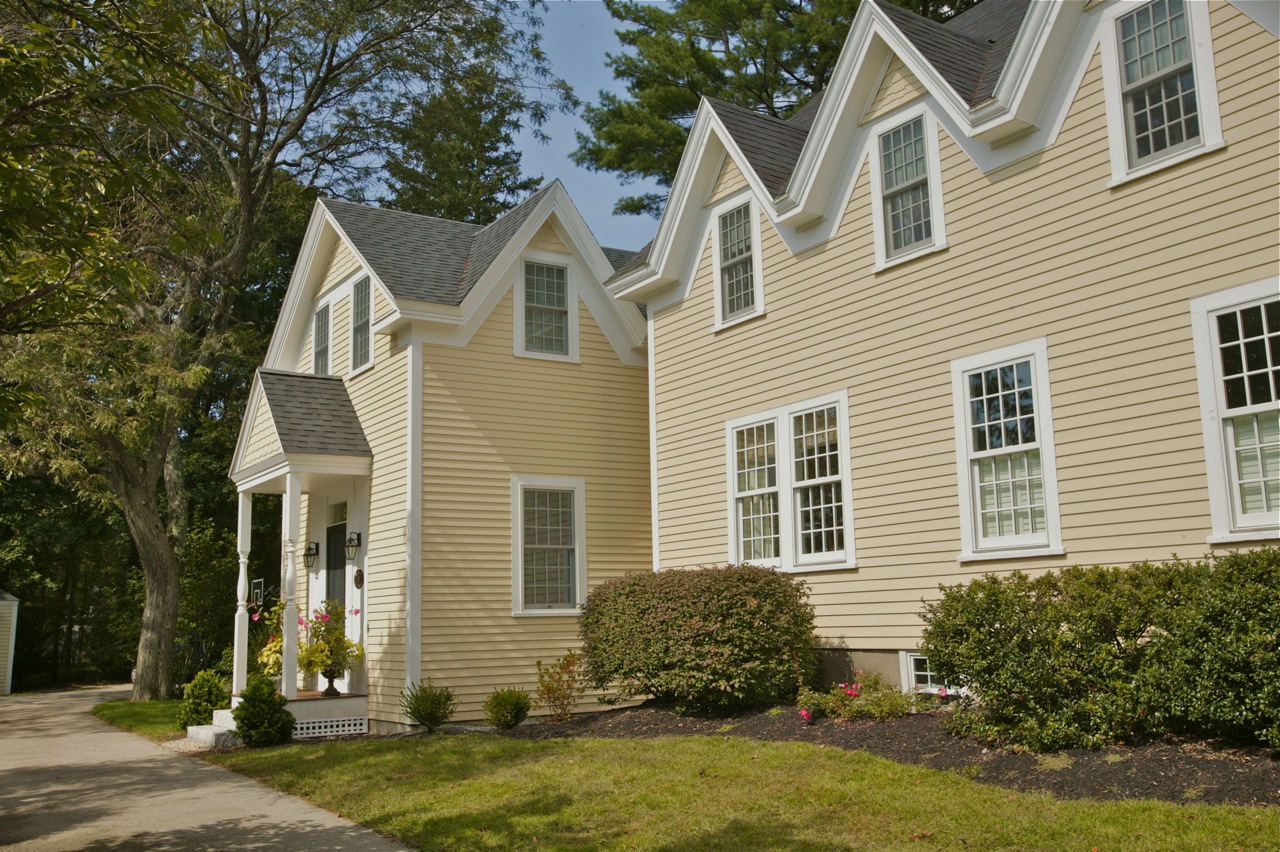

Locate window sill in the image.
[1206,529,1280,545]
[873,240,948,273]
[957,545,1066,564]
[714,309,766,333]
[515,349,580,365]
[778,560,856,574]
[1107,140,1225,189]
[512,609,582,618]
[349,361,374,380]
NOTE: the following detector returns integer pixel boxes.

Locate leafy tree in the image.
[574,0,978,216]
[381,65,545,224]
[0,0,569,700]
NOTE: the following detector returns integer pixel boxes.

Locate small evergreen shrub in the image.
[797,672,925,723]
[484,687,532,730]
[401,679,457,731]
[920,561,1182,751]
[580,564,817,715]
[1139,548,1280,749]
[177,669,230,728]
[232,673,294,748]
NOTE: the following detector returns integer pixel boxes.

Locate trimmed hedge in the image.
[580,564,816,714]
[232,674,294,748]
[920,548,1280,751]
[177,669,230,729]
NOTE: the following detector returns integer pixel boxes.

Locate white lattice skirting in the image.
[294,717,368,738]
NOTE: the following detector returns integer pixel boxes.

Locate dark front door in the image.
[326,523,346,607]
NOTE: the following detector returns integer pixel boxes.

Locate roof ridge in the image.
[704,96,810,133]
[320,197,483,232]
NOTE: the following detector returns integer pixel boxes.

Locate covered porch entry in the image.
[228,369,373,737]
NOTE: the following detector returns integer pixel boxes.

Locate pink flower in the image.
[320,614,331,622]
[799,708,813,722]
[298,616,306,625]
[349,608,360,616]
[251,612,259,621]
[938,687,948,697]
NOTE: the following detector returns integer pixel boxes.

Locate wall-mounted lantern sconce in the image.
[344,531,362,561]
[302,541,320,569]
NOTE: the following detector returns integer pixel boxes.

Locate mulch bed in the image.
[500,702,1279,808]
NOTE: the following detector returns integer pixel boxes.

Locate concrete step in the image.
[212,708,236,729]
[187,724,241,747]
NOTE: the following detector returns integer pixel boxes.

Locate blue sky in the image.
[516,1,665,251]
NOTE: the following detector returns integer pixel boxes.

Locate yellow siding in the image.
[862,55,928,124]
[341,329,409,721]
[527,221,570,254]
[707,156,750,204]
[373,285,392,324]
[422,290,650,721]
[652,7,1279,653]
[241,395,281,468]
[323,241,361,294]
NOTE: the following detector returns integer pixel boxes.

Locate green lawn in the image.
[92,698,185,741]
[204,733,1279,851]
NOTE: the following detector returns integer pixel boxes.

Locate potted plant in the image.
[300,599,363,697]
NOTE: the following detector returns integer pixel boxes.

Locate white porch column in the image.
[233,491,252,696]
[281,471,301,700]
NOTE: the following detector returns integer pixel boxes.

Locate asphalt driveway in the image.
[0,685,405,851]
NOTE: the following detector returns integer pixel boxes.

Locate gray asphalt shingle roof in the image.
[319,183,558,307]
[706,98,811,199]
[876,0,1032,106]
[257,369,371,458]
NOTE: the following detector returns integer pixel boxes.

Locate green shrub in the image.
[401,679,457,731]
[484,687,532,730]
[797,672,926,723]
[1140,548,1280,749]
[177,669,230,728]
[232,674,294,748]
[580,564,817,715]
[536,651,587,722]
[920,561,1182,751]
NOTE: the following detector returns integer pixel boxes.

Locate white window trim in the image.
[306,269,369,377]
[869,106,948,272]
[312,304,330,376]
[1099,0,1224,187]
[513,251,579,363]
[723,390,855,573]
[1189,278,1280,544]
[898,651,961,696]
[710,193,766,331]
[510,474,588,616]
[950,337,1065,563]
[349,275,373,377]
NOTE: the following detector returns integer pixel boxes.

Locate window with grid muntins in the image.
[313,305,329,375]
[525,263,568,355]
[966,359,1045,543]
[719,203,755,319]
[793,406,844,556]
[1215,299,1280,521]
[734,422,779,561]
[522,488,575,608]
[880,117,932,255]
[351,277,371,370]
[1119,0,1199,165]
[911,656,942,691]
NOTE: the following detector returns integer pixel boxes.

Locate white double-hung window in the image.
[869,108,946,269]
[350,276,371,372]
[312,304,330,375]
[1101,0,1222,183]
[711,197,764,328]
[1190,280,1280,542]
[511,474,587,614]
[726,392,854,571]
[951,339,1064,560]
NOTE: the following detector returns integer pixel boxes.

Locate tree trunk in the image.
[111,453,182,701]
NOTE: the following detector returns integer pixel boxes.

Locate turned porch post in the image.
[232,491,252,696]
[281,472,301,700]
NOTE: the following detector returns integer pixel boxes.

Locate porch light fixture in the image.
[344,531,362,561]
[302,541,319,569]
